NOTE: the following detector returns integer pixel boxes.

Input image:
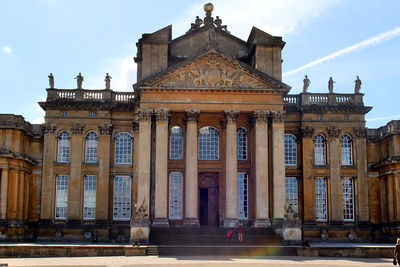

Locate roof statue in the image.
[354,75,362,93]
[328,76,335,93]
[214,16,229,33]
[186,3,230,34]
[48,73,54,88]
[105,73,112,89]
[75,72,84,89]
[303,75,310,93]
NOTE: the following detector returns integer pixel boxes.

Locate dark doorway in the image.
[199,172,219,225]
[199,188,208,225]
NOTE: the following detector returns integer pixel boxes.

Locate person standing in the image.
[394,238,400,264]
[238,223,244,244]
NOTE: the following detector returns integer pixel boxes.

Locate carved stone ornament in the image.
[327,127,341,138]
[301,126,315,138]
[185,109,200,122]
[353,127,367,138]
[224,110,239,124]
[133,198,148,220]
[98,124,113,135]
[44,123,57,134]
[283,203,302,228]
[70,123,85,135]
[347,229,357,241]
[271,111,284,124]
[321,228,329,241]
[253,110,269,123]
[134,109,153,122]
[155,109,170,122]
[158,55,265,88]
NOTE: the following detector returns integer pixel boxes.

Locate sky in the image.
[0,0,399,128]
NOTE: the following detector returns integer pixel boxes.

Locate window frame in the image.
[114,132,133,165]
[83,175,97,220]
[285,177,298,213]
[198,126,220,160]
[237,126,248,160]
[85,131,98,163]
[284,134,297,166]
[237,172,249,220]
[169,172,183,219]
[314,134,327,166]
[341,134,353,166]
[112,176,131,221]
[343,177,355,222]
[169,126,184,160]
[315,177,328,222]
[55,175,68,220]
[57,131,70,163]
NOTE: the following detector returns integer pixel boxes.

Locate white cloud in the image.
[367,114,400,122]
[172,0,342,40]
[3,46,12,54]
[32,117,45,124]
[116,57,137,92]
[284,26,400,76]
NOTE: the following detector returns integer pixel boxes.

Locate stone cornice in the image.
[185,109,200,122]
[224,110,239,124]
[39,100,135,112]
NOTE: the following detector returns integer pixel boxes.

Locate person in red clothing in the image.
[238,223,244,244]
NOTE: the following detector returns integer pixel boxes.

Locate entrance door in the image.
[199,172,219,225]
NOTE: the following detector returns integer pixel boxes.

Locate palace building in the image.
[1,3,400,244]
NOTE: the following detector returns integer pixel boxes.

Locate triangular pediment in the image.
[136,50,290,91]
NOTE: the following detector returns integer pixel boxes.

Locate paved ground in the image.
[0,256,393,267]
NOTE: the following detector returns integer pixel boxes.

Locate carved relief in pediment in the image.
[155,55,266,88]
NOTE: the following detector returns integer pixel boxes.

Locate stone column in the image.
[131,108,153,243]
[394,173,400,222]
[41,124,56,220]
[17,171,24,221]
[328,127,341,223]
[224,110,239,227]
[97,124,112,221]
[387,174,395,222]
[7,169,18,220]
[301,126,315,223]
[0,168,8,220]
[272,111,285,221]
[353,127,369,222]
[253,110,270,227]
[184,109,200,227]
[69,123,84,220]
[153,109,170,227]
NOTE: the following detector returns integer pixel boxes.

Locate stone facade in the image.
[0,4,399,243]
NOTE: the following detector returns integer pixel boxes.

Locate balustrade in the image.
[47,88,135,102]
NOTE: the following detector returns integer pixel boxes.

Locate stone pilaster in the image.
[131,108,152,243]
[7,169,18,220]
[301,126,315,223]
[41,124,56,220]
[184,109,200,227]
[69,123,84,220]
[271,111,285,221]
[17,171,24,221]
[97,124,112,221]
[394,173,400,222]
[253,110,270,227]
[353,127,369,222]
[0,168,8,220]
[153,109,170,227]
[224,110,239,227]
[328,127,341,222]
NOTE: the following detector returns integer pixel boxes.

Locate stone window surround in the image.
[169,125,184,160]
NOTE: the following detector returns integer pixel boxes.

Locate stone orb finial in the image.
[204,3,214,13]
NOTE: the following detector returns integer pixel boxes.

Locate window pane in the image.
[237,127,247,160]
[314,134,326,165]
[285,134,297,166]
[85,132,98,163]
[238,172,248,220]
[113,176,131,220]
[169,172,183,219]
[83,175,96,220]
[198,126,219,160]
[343,178,355,222]
[115,132,132,164]
[285,177,298,213]
[315,177,328,221]
[170,126,183,160]
[55,175,68,219]
[341,135,353,166]
[57,131,70,163]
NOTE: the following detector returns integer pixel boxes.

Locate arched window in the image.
[85,132,98,163]
[170,126,183,159]
[114,132,132,164]
[341,134,353,166]
[314,134,326,165]
[284,134,297,166]
[57,131,70,163]
[198,126,219,160]
[237,127,247,160]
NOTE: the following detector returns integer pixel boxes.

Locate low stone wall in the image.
[299,246,394,258]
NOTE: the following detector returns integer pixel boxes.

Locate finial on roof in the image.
[204,3,214,14]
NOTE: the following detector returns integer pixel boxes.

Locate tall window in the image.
[343,178,355,222]
[170,126,183,159]
[238,172,248,220]
[314,134,326,165]
[114,132,132,164]
[285,177,298,213]
[285,134,297,166]
[169,172,183,219]
[315,177,328,221]
[55,175,68,219]
[85,132,98,163]
[198,126,219,160]
[237,127,247,160]
[341,134,353,166]
[83,175,96,220]
[113,176,131,220]
[57,131,70,163]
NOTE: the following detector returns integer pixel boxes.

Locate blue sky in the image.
[0,0,399,128]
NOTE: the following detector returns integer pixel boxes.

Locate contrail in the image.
[367,115,400,122]
[283,26,400,76]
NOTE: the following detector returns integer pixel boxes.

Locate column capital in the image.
[300,126,315,138]
[224,110,239,124]
[353,127,367,138]
[134,108,153,122]
[44,123,57,134]
[252,110,269,123]
[327,126,341,138]
[185,109,200,122]
[155,108,170,122]
[98,123,113,135]
[70,123,85,135]
[271,111,284,124]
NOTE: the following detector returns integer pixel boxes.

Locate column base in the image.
[272,218,284,226]
[183,218,200,228]
[130,219,150,245]
[223,218,239,228]
[152,217,169,228]
[253,218,271,228]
